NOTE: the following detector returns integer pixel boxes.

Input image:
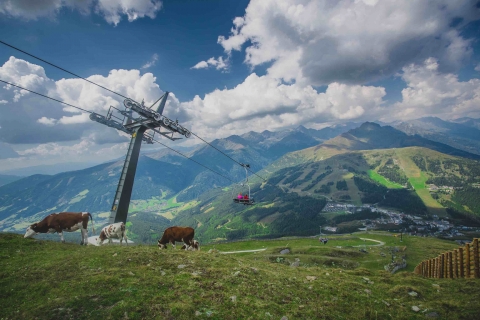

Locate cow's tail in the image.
[88,212,95,234]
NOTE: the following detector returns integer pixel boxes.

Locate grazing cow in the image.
[96,222,128,245]
[181,240,200,251]
[24,212,95,245]
[158,226,194,250]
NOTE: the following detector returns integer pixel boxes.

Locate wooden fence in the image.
[414,238,480,278]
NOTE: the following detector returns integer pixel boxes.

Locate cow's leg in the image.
[124,233,128,246]
[58,231,65,243]
[171,241,176,249]
[80,228,86,245]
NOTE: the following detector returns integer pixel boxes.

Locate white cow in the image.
[96,222,128,245]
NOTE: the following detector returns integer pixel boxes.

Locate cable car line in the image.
[150,137,236,184]
[0,39,133,102]
[190,131,266,181]
[0,79,93,114]
[0,40,266,181]
[0,79,236,184]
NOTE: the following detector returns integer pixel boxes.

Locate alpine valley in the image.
[1,118,480,244]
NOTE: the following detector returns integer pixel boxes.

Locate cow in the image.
[96,222,128,246]
[24,212,95,245]
[181,240,200,251]
[158,226,195,250]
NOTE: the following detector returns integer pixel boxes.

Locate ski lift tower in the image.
[89,92,191,224]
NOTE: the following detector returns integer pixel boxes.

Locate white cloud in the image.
[191,56,229,71]
[0,99,7,104]
[388,58,480,120]
[141,53,159,69]
[0,0,162,25]
[18,139,95,156]
[179,73,386,139]
[37,117,57,126]
[217,0,480,85]
[475,63,480,72]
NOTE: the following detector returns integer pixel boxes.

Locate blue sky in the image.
[0,0,480,172]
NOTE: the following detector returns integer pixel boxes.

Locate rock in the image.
[160,271,166,276]
[195,311,202,316]
[233,271,240,276]
[325,272,330,276]
[306,276,317,281]
[146,263,151,267]
[281,317,288,320]
[206,311,213,317]
[426,312,439,318]
[408,291,418,297]
[178,264,186,269]
[128,271,135,276]
[280,249,290,254]
[290,261,300,267]
[250,267,259,274]
[265,312,272,317]
[364,289,371,295]
[192,272,200,277]
[432,284,439,287]
[412,306,420,312]
[362,277,370,282]
[230,295,237,303]
[113,253,118,257]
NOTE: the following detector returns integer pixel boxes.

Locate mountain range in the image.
[1,117,479,243]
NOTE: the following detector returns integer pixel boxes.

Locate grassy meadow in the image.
[1,232,479,320]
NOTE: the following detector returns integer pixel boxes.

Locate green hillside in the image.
[1,233,479,320]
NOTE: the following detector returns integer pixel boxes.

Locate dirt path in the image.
[353,238,385,247]
[219,248,268,254]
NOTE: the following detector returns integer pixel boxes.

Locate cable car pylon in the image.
[89,92,191,224]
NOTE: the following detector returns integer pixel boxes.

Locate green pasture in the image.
[1,232,478,320]
[368,170,404,189]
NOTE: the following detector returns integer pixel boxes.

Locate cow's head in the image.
[24,223,38,238]
[158,240,166,249]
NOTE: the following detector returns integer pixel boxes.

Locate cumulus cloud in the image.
[141,53,159,69]
[217,0,480,85]
[37,117,57,126]
[191,56,229,71]
[0,99,7,104]
[179,73,386,138]
[0,0,162,25]
[18,139,95,156]
[0,56,164,145]
[388,58,480,120]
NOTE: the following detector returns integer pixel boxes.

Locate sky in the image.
[0,0,480,173]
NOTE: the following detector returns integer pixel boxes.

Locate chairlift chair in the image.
[233,163,255,205]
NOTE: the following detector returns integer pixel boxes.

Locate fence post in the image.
[428,259,432,278]
[465,243,471,278]
[459,247,464,278]
[437,256,441,278]
[448,251,453,279]
[440,254,444,278]
[433,258,437,278]
[473,239,479,278]
[453,249,458,278]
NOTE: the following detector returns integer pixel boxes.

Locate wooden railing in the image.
[414,238,480,278]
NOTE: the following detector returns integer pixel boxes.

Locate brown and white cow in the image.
[96,222,128,245]
[158,226,195,250]
[24,212,95,245]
